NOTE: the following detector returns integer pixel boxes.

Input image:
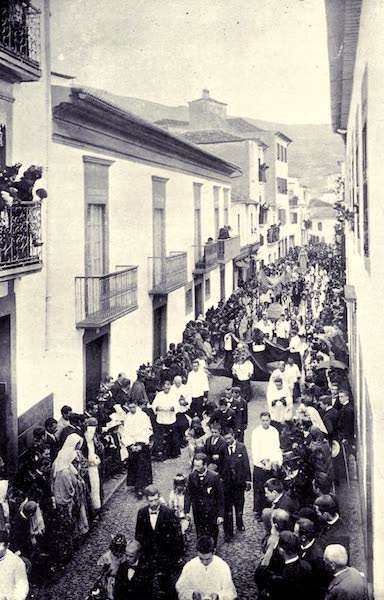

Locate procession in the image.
[0,240,367,599]
[1,0,382,598]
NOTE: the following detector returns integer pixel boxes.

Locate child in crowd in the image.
[96,534,127,600]
[168,473,190,543]
[185,417,207,467]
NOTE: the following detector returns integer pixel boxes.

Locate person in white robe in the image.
[176,536,236,600]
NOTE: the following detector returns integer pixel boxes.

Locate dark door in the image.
[0,315,11,471]
[194,282,203,319]
[85,336,103,401]
[220,265,226,301]
[153,304,167,360]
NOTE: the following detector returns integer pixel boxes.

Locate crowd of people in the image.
[0,241,367,600]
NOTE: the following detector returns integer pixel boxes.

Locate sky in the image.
[50,0,331,124]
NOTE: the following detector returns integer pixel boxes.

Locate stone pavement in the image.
[38,375,364,599]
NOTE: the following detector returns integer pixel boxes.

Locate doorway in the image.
[0,315,11,470]
[194,282,203,319]
[85,333,109,402]
[153,303,167,360]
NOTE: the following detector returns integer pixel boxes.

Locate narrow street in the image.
[39,376,364,600]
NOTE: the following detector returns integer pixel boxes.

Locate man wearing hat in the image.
[0,529,29,600]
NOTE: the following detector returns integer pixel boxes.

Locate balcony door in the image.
[84,157,113,321]
[194,183,202,262]
[0,315,11,472]
[214,186,220,238]
[0,124,6,169]
[152,177,167,287]
[86,204,107,276]
[84,158,112,275]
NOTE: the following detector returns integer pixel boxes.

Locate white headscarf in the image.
[52,433,83,477]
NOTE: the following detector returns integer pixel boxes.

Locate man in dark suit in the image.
[228,386,248,442]
[183,452,224,547]
[110,372,126,399]
[209,398,237,433]
[295,517,328,599]
[319,396,339,442]
[268,531,313,600]
[114,540,152,600]
[264,478,296,514]
[337,391,354,445]
[135,485,183,598]
[59,413,85,446]
[44,417,59,462]
[222,429,251,541]
[323,545,367,600]
[314,495,350,557]
[204,423,228,476]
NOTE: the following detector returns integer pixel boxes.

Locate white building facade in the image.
[325,0,384,597]
[49,85,240,413]
[1,0,52,472]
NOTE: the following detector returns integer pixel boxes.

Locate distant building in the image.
[182,129,267,284]
[307,198,338,244]
[288,177,311,246]
[157,90,297,270]
[325,0,382,597]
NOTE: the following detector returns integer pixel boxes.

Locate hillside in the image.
[87,91,344,195]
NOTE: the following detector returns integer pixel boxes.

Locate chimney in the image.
[202,88,210,99]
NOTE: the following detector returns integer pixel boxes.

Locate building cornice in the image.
[52,86,241,179]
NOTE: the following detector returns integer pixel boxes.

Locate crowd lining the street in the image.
[0,241,368,600]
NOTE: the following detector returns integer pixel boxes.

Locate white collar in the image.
[334,567,349,578]
[285,556,299,565]
[272,492,283,505]
[301,539,315,551]
[327,515,340,525]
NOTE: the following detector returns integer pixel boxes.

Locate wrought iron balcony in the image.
[75,266,138,328]
[267,224,281,244]
[149,251,188,294]
[0,1,41,81]
[193,241,218,274]
[0,201,43,279]
[217,235,241,263]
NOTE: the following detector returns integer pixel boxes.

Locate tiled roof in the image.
[227,118,265,134]
[182,130,246,144]
[310,198,332,208]
[310,204,338,219]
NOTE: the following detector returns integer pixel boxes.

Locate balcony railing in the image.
[0,1,41,80]
[193,241,218,273]
[217,235,241,263]
[0,201,43,278]
[149,251,187,294]
[267,225,281,244]
[75,266,138,328]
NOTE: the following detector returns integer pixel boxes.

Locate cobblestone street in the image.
[38,376,364,600]
[37,376,266,599]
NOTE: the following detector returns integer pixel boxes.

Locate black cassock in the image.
[126,444,152,491]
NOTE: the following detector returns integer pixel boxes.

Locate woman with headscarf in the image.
[51,433,88,565]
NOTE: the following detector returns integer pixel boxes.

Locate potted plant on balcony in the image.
[334,201,357,232]
[0,163,47,253]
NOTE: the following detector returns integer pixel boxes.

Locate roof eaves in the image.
[57,87,242,177]
[324,0,362,132]
[275,131,293,144]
